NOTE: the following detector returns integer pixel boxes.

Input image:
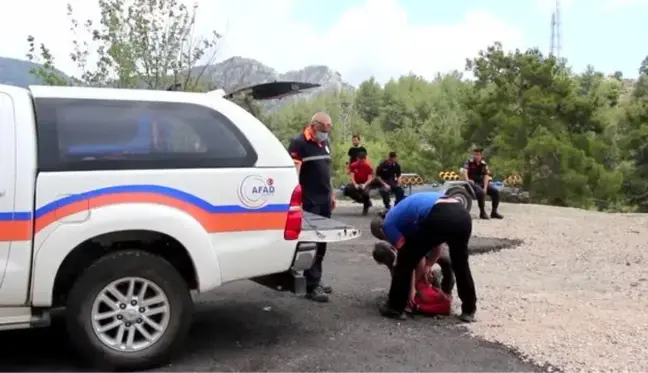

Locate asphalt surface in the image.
[0,207,537,372]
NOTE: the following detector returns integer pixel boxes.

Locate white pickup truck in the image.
[0,82,360,370]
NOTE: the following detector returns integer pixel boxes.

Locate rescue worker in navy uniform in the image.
[288,112,336,303]
[461,148,503,220]
[375,152,405,210]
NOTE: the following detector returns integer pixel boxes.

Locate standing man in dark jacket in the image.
[347,135,367,164]
[375,152,405,209]
[288,112,336,302]
[461,148,503,220]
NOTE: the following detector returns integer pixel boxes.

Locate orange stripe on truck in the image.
[0,185,290,242]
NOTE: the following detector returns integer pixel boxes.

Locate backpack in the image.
[410,281,451,316]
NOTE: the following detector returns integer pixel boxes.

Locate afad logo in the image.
[237,175,276,209]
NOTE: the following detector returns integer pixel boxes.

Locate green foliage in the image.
[22,2,648,213]
[266,44,648,212]
[27,0,220,90]
[640,56,648,76]
[26,36,69,86]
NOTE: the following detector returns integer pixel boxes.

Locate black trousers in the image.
[343,184,371,207]
[302,200,332,291]
[372,180,405,208]
[473,183,500,212]
[387,202,476,314]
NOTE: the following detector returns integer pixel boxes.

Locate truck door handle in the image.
[0,190,5,197]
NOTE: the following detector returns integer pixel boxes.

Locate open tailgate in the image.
[223,81,320,101]
[250,212,360,294]
[299,211,361,243]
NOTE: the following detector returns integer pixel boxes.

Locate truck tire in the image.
[446,187,472,212]
[65,250,193,371]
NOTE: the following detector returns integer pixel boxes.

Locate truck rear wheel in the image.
[446,187,473,212]
[65,250,193,371]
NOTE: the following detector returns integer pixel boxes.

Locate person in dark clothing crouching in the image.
[376,191,477,323]
[343,152,374,215]
[461,148,503,219]
[375,152,405,209]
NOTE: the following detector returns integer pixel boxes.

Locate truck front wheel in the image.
[65,250,193,371]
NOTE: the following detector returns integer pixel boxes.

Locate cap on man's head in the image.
[388,152,397,158]
[472,147,484,153]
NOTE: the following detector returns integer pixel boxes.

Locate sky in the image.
[0,0,646,86]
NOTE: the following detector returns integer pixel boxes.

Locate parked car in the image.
[0,81,359,371]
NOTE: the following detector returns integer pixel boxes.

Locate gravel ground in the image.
[2,200,643,372]
[0,205,536,372]
[340,198,648,372]
[454,202,648,372]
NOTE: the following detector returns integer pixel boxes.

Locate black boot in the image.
[378,301,406,320]
[305,285,329,302]
[479,210,489,219]
[362,199,372,216]
[491,211,503,219]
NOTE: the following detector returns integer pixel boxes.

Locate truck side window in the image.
[34,98,257,171]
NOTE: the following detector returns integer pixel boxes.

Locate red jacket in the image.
[411,281,451,316]
[349,160,373,184]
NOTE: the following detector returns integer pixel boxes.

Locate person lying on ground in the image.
[373,191,477,322]
[372,239,455,296]
[343,152,374,215]
[372,240,453,316]
[371,213,455,296]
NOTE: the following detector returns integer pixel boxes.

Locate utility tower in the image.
[550,0,562,59]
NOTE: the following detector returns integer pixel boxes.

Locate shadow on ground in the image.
[0,207,537,372]
[334,205,523,256]
[0,300,304,372]
[468,237,522,255]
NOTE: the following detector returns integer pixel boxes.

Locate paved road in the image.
[0,207,537,372]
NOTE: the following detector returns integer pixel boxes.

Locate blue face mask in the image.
[315,131,329,142]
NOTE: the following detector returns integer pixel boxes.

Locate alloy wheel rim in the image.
[91,277,171,352]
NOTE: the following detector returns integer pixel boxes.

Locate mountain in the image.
[0,57,71,87]
[191,56,355,108]
[0,56,354,109]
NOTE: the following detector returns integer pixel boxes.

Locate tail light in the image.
[283,185,303,240]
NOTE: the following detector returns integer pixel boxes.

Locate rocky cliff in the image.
[0,55,354,110]
[191,56,354,108]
